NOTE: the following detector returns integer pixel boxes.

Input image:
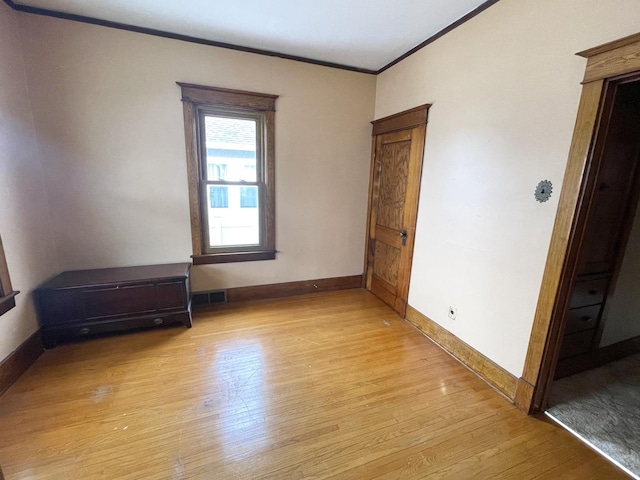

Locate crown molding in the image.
[4,0,500,75]
[377,0,500,74]
[3,0,377,75]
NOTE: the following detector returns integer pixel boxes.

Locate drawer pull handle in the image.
[153,318,164,325]
[588,289,598,295]
[79,327,90,335]
[580,316,593,322]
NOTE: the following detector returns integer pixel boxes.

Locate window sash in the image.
[196,108,267,254]
[240,186,259,208]
[178,82,277,264]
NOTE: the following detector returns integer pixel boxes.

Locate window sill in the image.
[192,251,276,265]
[0,291,19,317]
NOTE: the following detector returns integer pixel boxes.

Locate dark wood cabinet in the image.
[34,263,192,348]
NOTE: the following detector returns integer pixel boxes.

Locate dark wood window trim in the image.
[178,83,277,265]
[0,234,19,317]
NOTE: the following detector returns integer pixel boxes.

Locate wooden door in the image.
[365,106,429,316]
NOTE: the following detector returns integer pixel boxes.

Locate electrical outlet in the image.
[448,305,457,320]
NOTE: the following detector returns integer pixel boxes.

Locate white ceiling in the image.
[13,0,491,71]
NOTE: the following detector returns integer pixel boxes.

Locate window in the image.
[240,186,258,208]
[178,83,277,264]
[0,234,18,316]
[207,163,227,181]
[209,186,229,208]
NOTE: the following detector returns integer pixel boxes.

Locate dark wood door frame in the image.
[363,105,430,316]
[516,32,640,414]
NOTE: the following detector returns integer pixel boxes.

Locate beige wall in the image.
[17,14,377,292]
[0,3,59,361]
[7,0,640,374]
[601,199,640,347]
[375,0,640,376]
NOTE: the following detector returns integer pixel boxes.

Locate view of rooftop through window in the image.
[204,116,260,247]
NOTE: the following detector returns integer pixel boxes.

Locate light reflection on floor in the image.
[214,341,266,457]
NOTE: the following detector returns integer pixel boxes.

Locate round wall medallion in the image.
[535,180,553,203]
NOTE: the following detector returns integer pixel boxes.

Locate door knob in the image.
[400,229,407,246]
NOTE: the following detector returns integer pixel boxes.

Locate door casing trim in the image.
[517,32,640,414]
[364,105,430,316]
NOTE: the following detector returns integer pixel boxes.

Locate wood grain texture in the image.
[519,80,606,413]
[263,110,276,254]
[395,123,427,313]
[192,250,276,264]
[223,275,363,302]
[370,275,397,308]
[364,135,381,292]
[363,135,378,290]
[583,38,640,83]
[522,38,640,415]
[0,332,42,397]
[179,84,276,263]
[374,225,402,249]
[371,104,430,135]
[365,107,428,316]
[377,141,410,230]
[181,101,203,256]
[514,378,535,414]
[0,290,628,479]
[372,243,400,286]
[406,305,518,400]
[177,83,278,111]
[578,32,640,58]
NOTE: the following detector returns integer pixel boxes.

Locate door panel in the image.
[365,106,429,316]
[373,242,401,286]
[377,139,411,231]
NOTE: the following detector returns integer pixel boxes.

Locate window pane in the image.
[209,185,228,208]
[205,116,257,182]
[207,185,260,247]
[240,186,258,208]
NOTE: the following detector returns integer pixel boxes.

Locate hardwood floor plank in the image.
[0,290,630,479]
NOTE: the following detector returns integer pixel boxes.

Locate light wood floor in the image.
[0,290,629,479]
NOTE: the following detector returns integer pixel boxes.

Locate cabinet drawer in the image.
[565,304,601,335]
[559,329,596,359]
[41,311,192,347]
[157,282,187,310]
[83,285,157,319]
[569,278,608,308]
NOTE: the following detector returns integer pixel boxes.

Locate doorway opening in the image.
[517,33,640,418]
[544,77,640,479]
[554,78,640,379]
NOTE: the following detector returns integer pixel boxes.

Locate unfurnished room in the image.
[1,0,640,478]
